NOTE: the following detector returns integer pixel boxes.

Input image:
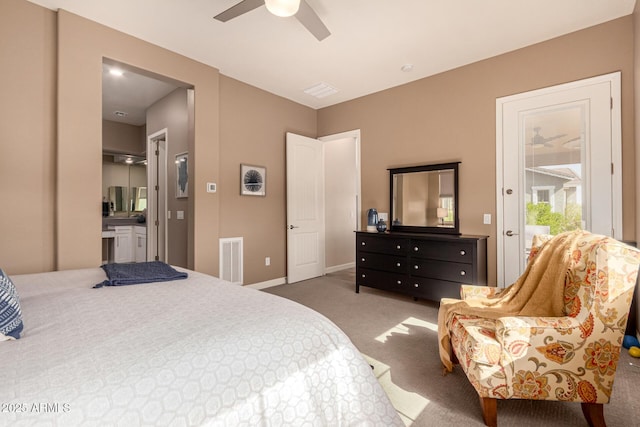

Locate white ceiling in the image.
[28,0,636,111]
[102,62,183,125]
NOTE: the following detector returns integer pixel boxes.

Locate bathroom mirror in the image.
[389,162,460,234]
[130,186,148,212]
[102,153,147,216]
[108,186,128,213]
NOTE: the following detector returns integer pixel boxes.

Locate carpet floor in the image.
[263,268,640,426]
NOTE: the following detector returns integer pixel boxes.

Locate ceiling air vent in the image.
[304,82,338,99]
[113,110,128,118]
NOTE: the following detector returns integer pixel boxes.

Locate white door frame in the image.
[496,73,622,286]
[147,128,169,262]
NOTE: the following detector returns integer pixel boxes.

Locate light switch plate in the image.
[206,182,216,193]
[177,210,184,220]
[483,213,491,225]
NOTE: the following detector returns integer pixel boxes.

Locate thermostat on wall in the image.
[206,182,217,193]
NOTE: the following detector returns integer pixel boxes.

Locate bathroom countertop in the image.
[102,217,144,230]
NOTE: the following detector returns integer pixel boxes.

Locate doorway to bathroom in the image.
[101,59,192,266]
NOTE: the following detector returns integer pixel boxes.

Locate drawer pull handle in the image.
[361,242,366,246]
[396,262,401,267]
[460,271,466,276]
[362,274,366,278]
[414,283,419,288]
[414,265,419,270]
[414,247,419,251]
[361,258,366,262]
[460,250,466,256]
[397,280,402,285]
[396,245,401,249]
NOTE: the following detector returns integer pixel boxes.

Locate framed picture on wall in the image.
[176,152,188,198]
[240,164,266,196]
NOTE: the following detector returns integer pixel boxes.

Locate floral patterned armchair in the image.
[447,232,640,427]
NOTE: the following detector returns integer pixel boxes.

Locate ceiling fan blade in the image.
[214,0,264,22]
[562,136,582,148]
[295,0,330,41]
[543,133,567,143]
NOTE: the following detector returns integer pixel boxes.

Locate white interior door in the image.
[286,132,325,283]
[497,73,621,286]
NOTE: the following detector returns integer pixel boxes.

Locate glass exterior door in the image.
[497,73,620,286]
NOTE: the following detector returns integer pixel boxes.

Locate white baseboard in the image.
[246,277,287,290]
[247,264,354,290]
[325,262,355,274]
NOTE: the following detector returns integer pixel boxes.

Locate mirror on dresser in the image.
[389,162,460,234]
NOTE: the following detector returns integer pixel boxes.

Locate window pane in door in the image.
[523,103,586,257]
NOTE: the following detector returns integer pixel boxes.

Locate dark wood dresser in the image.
[355,231,488,302]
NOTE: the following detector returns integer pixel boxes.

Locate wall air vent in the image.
[304,82,338,99]
[220,237,243,285]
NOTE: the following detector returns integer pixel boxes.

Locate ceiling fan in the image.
[529,126,567,148]
[214,0,331,41]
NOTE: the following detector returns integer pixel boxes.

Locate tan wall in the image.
[318,16,635,286]
[56,9,220,273]
[0,0,56,274]
[147,88,190,268]
[102,120,145,154]
[219,76,316,284]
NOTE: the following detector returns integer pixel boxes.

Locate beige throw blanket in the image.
[438,230,584,373]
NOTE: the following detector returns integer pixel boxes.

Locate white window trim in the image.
[531,185,556,211]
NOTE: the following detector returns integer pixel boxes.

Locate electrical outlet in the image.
[265,257,270,266]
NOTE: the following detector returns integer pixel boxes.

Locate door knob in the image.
[505,189,513,195]
[288,225,299,229]
[505,230,519,236]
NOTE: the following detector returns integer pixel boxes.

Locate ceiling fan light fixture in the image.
[265,0,300,17]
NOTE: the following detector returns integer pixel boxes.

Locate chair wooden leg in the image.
[581,402,606,427]
[478,396,497,427]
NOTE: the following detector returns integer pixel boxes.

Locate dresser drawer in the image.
[410,240,474,262]
[411,259,473,282]
[357,235,410,255]
[411,277,463,301]
[357,252,409,274]
[357,267,410,292]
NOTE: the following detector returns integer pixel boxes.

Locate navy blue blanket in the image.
[94,261,188,288]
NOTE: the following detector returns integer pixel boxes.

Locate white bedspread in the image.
[0,268,401,426]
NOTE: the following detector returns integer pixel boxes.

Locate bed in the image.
[0,266,401,426]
